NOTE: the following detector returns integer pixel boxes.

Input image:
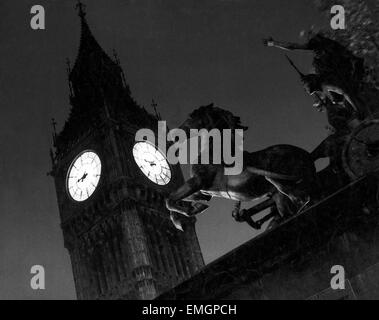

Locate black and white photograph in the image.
[1,0,379,308]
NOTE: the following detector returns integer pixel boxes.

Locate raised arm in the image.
[263,37,310,51]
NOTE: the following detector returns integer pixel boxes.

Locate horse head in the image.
[179,103,248,133]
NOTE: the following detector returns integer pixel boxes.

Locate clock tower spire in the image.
[50,3,204,300]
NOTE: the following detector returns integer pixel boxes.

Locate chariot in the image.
[166,34,379,232]
[343,119,379,179]
[236,115,379,231]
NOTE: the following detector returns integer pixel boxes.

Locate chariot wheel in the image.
[343,119,379,179]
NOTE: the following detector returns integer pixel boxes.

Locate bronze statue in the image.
[165,36,379,231]
[263,36,363,174]
[262,33,379,187]
[165,104,319,231]
[263,32,368,119]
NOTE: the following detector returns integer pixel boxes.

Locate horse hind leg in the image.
[271,191,296,218]
[266,177,311,214]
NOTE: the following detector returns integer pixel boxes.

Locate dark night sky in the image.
[0,0,329,299]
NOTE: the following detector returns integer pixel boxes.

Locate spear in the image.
[285,54,325,107]
[285,54,306,79]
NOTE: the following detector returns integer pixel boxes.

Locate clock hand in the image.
[144,159,157,167]
[77,172,88,183]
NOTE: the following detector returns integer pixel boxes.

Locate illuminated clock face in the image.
[67,151,102,202]
[133,141,171,185]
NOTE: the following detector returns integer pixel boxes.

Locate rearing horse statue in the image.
[166,104,319,231]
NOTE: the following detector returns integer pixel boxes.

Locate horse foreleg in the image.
[166,176,207,215]
[166,176,209,231]
[183,191,212,202]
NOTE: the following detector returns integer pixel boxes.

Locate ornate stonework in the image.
[50,7,204,300]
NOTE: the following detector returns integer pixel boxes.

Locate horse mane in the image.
[188,103,248,131]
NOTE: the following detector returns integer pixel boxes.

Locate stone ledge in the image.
[158,174,379,300]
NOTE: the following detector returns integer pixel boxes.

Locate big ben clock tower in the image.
[50,3,204,300]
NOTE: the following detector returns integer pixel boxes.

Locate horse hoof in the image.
[296,197,311,214]
[232,209,247,222]
[170,213,184,231]
[166,199,174,210]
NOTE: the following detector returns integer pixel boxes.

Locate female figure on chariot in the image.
[263,31,368,119]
